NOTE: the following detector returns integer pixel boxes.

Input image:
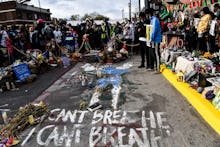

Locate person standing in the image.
[123,25,132,53]
[196,7,212,52]
[145,8,162,73]
[93,24,101,50]
[0,26,9,48]
[101,23,108,47]
[137,12,148,68]
[64,31,75,54]
[53,27,62,46]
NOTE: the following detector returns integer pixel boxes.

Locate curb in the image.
[162,69,220,135]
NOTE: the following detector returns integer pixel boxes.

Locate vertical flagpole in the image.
[38,0,42,18]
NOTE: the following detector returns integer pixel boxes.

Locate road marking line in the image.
[0,104,9,108]
[33,92,50,103]
[0,109,10,112]
[21,127,36,146]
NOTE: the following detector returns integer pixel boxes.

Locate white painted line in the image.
[127,110,140,113]
[21,127,36,146]
[71,71,78,76]
[0,109,10,112]
[33,92,50,103]
[0,104,9,108]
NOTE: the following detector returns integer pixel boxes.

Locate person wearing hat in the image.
[196,7,212,52]
[145,8,162,73]
[64,31,75,54]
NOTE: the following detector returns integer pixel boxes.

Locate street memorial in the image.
[20,63,172,147]
[23,109,171,147]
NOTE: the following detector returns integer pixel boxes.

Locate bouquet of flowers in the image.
[194,63,212,73]
[167,23,173,31]
[177,22,184,30]
[172,22,178,31]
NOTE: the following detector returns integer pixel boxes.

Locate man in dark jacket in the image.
[137,11,150,68]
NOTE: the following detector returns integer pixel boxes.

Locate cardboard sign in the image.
[209,20,216,36]
[194,18,200,29]
[213,90,220,111]
[146,25,153,41]
[13,63,31,82]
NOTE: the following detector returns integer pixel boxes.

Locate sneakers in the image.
[147,68,154,71]
[152,71,161,74]
[138,65,145,68]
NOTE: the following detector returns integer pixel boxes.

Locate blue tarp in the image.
[13,63,31,82]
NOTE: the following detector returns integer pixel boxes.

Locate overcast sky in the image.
[30,0,143,20]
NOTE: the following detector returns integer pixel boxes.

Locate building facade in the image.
[0,0,51,25]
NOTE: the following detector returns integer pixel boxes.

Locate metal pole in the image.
[145,0,149,9]
[38,0,42,19]
[129,0,131,20]
[139,0,141,13]
[122,9,124,20]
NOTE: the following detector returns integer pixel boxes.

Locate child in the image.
[64,31,75,54]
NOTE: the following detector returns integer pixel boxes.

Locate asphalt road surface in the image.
[0,65,73,118]
[4,57,220,147]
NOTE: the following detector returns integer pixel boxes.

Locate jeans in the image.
[150,42,160,71]
[140,41,146,66]
[154,43,160,71]
[66,45,75,53]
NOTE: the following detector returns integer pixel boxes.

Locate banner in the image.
[209,20,216,36]
[194,18,200,29]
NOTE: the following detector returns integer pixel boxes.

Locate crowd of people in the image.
[184,3,220,53]
[0,18,137,67]
[0,3,219,71]
[136,4,220,74]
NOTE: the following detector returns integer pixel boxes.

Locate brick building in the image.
[0,0,51,25]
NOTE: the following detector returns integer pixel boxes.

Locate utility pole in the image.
[122,9,124,20]
[38,0,42,18]
[128,0,131,20]
[139,0,141,13]
[145,0,149,9]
